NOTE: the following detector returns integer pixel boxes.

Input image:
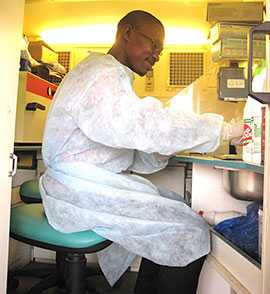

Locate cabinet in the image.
[175,152,268,293]
[15,72,57,144]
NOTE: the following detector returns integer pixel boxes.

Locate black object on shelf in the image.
[229,143,237,155]
[25,102,46,111]
[20,58,31,71]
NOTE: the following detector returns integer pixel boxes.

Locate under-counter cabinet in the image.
[174,154,265,294]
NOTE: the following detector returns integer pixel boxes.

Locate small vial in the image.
[198,210,244,226]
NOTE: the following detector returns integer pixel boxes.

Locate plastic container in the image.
[242,96,262,164]
[198,210,244,226]
[242,62,266,164]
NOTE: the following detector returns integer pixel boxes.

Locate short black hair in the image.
[117,10,164,36]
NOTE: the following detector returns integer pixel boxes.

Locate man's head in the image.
[109,10,165,76]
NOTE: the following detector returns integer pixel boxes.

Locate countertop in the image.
[171,154,264,174]
[14,144,264,174]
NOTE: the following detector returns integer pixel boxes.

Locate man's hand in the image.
[222,121,243,145]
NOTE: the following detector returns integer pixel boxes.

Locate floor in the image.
[8,262,137,294]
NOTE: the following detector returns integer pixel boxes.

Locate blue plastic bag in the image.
[214,202,260,261]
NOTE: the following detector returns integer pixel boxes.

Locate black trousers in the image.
[134,256,206,294]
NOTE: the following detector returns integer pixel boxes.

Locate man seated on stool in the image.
[40,10,243,294]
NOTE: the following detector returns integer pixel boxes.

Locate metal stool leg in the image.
[56,251,67,289]
[66,253,87,294]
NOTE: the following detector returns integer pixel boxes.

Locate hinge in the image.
[8,153,17,177]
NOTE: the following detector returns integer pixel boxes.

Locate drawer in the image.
[26,72,57,98]
[15,72,57,143]
[211,231,261,294]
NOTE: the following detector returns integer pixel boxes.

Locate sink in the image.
[222,169,263,202]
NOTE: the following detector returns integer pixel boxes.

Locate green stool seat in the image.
[10,203,111,252]
[10,203,112,293]
[20,180,41,203]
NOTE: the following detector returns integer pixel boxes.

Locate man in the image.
[40,10,242,294]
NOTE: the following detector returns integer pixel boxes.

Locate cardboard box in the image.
[211,38,265,62]
[28,40,58,63]
[207,2,263,24]
[209,23,264,44]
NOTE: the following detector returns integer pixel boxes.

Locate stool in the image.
[14,180,65,283]
[15,180,107,284]
[10,203,112,294]
[20,179,41,203]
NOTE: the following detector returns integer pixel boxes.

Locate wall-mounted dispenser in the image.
[218,64,248,101]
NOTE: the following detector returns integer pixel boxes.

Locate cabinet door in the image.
[0,0,25,290]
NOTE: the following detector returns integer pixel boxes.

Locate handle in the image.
[47,87,56,97]
[248,22,270,103]
[213,166,239,171]
[25,102,46,111]
[8,153,17,177]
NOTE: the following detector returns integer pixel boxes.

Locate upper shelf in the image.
[171,154,264,174]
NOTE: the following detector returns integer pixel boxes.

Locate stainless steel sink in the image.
[222,169,263,202]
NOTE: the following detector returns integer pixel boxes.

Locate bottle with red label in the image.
[242,96,262,164]
[243,62,266,164]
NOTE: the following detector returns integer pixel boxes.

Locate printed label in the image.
[243,120,253,143]
[227,79,245,89]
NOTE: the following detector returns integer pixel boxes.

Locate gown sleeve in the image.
[127,150,169,174]
[71,66,224,156]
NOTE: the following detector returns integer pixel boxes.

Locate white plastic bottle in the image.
[198,210,244,226]
[242,96,262,164]
[242,63,266,164]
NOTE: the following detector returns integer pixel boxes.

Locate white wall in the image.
[0,0,25,290]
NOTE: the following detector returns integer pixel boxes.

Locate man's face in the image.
[125,22,164,76]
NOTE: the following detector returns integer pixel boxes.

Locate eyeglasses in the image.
[132,27,163,57]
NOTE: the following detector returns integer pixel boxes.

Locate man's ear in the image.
[122,24,133,42]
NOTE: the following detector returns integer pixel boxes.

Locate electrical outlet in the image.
[145,70,154,91]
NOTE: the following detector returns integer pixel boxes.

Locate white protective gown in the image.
[40,53,224,285]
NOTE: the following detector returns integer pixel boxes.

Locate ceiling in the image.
[24,1,208,36]
[23,0,264,46]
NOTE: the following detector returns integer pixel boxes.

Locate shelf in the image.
[211,229,261,294]
[14,143,42,151]
[211,228,261,269]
